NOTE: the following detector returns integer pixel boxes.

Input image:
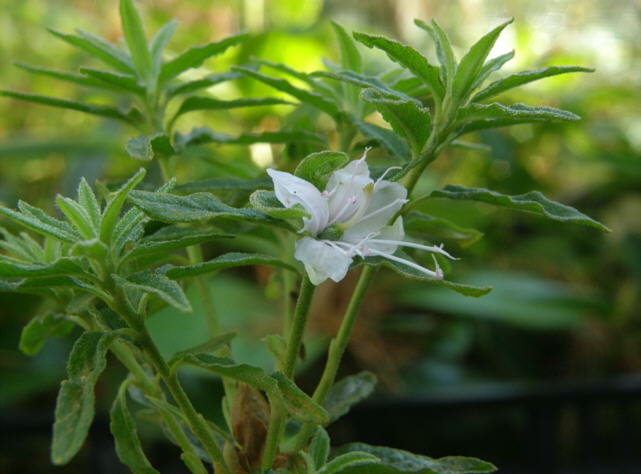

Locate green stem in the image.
[111,296,231,474]
[261,276,316,471]
[292,267,376,449]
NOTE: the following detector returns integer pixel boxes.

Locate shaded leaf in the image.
[165,252,297,279]
[100,168,147,244]
[174,177,271,194]
[414,20,456,86]
[430,185,609,231]
[332,22,363,73]
[250,190,309,220]
[174,127,325,149]
[114,269,192,312]
[19,313,75,356]
[125,133,174,161]
[169,332,236,367]
[173,96,291,119]
[353,119,410,161]
[79,67,144,94]
[404,212,483,247]
[309,427,331,470]
[166,70,244,98]
[294,151,350,190]
[271,372,329,425]
[119,0,152,80]
[14,62,104,88]
[323,371,377,422]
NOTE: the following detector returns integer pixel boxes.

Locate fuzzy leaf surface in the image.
[165,252,297,279]
[323,371,377,422]
[19,313,75,356]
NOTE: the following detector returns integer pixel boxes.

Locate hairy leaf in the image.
[0,202,79,243]
[166,70,244,98]
[100,168,147,244]
[79,67,144,94]
[271,372,329,425]
[114,269,192,312]
[174,127,325,149]
[250,190,309,220]
[294,151,350,190]
[173,96,291,119]
[19,313,75,356]
[174,177,271,194]
[317,452,380,474]
[123,226,231,261]
[120,0,152,80]
[353,119,410,162]
[404,212,483,247]
[430,185,610,231]
[323,371,377,422]
[414,20,456,87]
[125,133,174,161]
[165,252,297,279]
[14,63,104,88]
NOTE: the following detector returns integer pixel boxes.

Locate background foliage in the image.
[1,0,640,472]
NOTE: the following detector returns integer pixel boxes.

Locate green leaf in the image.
[114,269,192,312]
[19,313,75,356]
[128,190,281,227]
[165,252,297,279]
[332,22,363,73]
[332,444,497,474]
[361,251,492,297]
[323,371,377,422]
[174,127,325,149]
[119,0,152,80]
[469,51,514,92]
[180,354,278,392]
[174,177,271,194]
[0,90,141,124]
[0,202,79,243]
[110,381,160,474]
[112,208,147,257]
[77,178,102,232]
[318,452,380,474]
[353,32,443,99]
[169,332,236,367]
[100,168,147,244]
[150,19,177,77]
[473,65,594,102]
[312,70,407,99]
[353,119,410,162]
[271,372,330,424]
[166,71,244,98]
[430,185,610,231]
[233,66,340,118]
[414,20,456,87]
[56,195,95,239]
[360,88,430,156]
[52,331,118,465]
[404,212,483,247]
[294,151,350,190]
[452,19,512,101]
[125,133,174,161]
[250,190,309,220]
[0,256,85,278]
[263,334,287,370]
[14,62,104,88]
[448,140,491,152]
[455,102,580,135]
[47,28,134,74]
[160,33,248,83]
[257,58,333,95]
[309,426,331,470]
[79,67,145,94]
[173,96,291,119]
[123,226,231,262]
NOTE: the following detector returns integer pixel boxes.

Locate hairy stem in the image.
[261,276,316,470]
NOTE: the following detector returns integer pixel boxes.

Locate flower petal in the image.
[294,237,353,285]
[363,217,405,255]
[342,180,407,242]
[267,169,329,235]
[325,159,373,223]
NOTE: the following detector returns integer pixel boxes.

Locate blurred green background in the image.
[1,0,640,472]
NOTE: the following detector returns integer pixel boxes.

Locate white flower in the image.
[267,151,454,285]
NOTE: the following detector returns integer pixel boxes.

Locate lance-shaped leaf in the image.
[271,372,329,424]
[0,257,85,278]
[165,252,297,279]
[470,51,515,92]
[250,190,309,220]
[179,354,278,391]
[19,312,75,356]
[0,90,141,125]
[173,96,292,120]
[169,332,236,367]
[150,19,177,76]
[47,28,134,74]
[100,168,147,244]
[0,202,79,243]
[233,66,340,118]
[160,33,248,84]
[317,452,380,474]
[473,65,594,102]
[430,185,610,231]
[452,19,513,101]
[14,63,104,89]
[77,178,101,232]
[125,133,174,161]
[404,212,483,247]
[52,331,119,465]
[113,269,192,312]
[119,0,152,80]
[332,444,497,474]
[128,190,281,226]
[257,58,334,95]
[174,177,271,194]
[361,88,430,156]
[323,371,377,422]
[353,32,443,99]
[166,70,244,98]
[174,127,325,149]
[312,70,406,99]
[110,381,160,474]
[361,251,492,297]
[332,22,363,73]
[294,151,350,190]
[353,119,410,162]
[455,102,580,136]
[56,195,95,239]
[309,427,331,470]
[122,226,232,262]
[414,20,456,87]
[79,67,145,94]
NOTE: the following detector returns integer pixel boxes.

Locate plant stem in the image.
[261,276,316,470]
[292,267,376,449]
[111,296,231,474]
